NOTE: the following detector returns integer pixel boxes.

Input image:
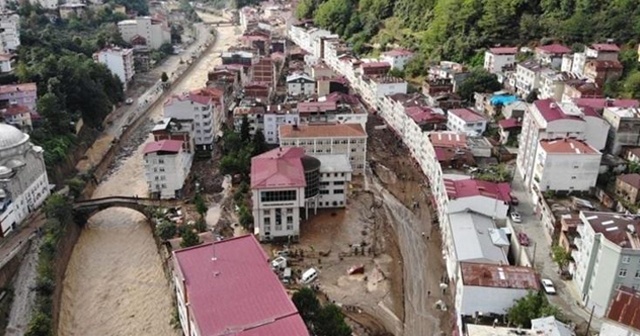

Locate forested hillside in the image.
[296,0,640,63]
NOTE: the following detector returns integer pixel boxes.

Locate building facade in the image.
[143,140,192,199]
[0,83,37,111]
[484,47,518,73]
[533,139,601,193]
[163,92,218,151]
[93,47,135,90]
[118,17,171,50]
[447,108,487,136]
[0,12,19,54]
[286,73,315,96]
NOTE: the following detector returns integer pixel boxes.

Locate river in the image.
[57,15,239,336]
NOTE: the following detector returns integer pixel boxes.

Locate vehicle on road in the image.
[541,278,556,294]
[276,249,290,257]
[517,232,530,246]
[271,256,287,270]
[301,267,318,284]
[125,98,134,105]
[510,194,519,206]
[510,211,522,223]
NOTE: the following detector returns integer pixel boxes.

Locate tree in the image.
[551,244,571,269]
[403,53,426,78]
[238,204,253,229]
[292,287,321,324]
[194,217,207,233]
[525,89,539,103]
[507,291,562,328]
[296,0,316,19]
[194,193,207,218]
[43,194,72,222]
[180,226,201,248]
[156,220,177,241]
[240,115,251,142]
[314,304,352,336]
[66,177,86,199]
[161,72,169,83]
[251,129,268,156]
[457,69,502,102]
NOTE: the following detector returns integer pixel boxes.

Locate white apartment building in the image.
[484,47,518,73]
[286,73,315,96]
[250,147,352,241]
[539,70,580,101]
[381,49,414,70]
[263,110,299,144]
[573,211,640,317]
[29,0,57,9]
[279,123,367,175]
[0,54,11,73]
[0,12,19,54]
[602,107,640,155]
[447,108,487,136]
[570,44,620,77]
[233,103,266,137]
[515,59,547,97]
[534,43,572,68]
[118,16,171,50]
[163,92,217,151]
[143,140,192,199]
[517,99,610,199]
[360,76,408,109]
[532,139,601,194]
[93,47,135,90]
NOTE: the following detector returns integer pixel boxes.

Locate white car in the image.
[541,278,556,295]
[510,211,522,223]
[271,256,287,270]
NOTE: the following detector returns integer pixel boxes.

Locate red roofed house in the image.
[498,117,522,145]
[601,287,640,335]
[250,147,352,241]
[534,138,601,194]
[1,104,32,130]
[359,61,391,76]
[0,83,37,111]
[584,59,623,87]
[244,82,270,101]
[172,235,309,336]
[382,48,414,70]
[442,177,511,220]
[535,43,572,68]
[405,106,447,131]
[143,139,192,199]
[164,91,218,152]
[484,46,518,73]
[615,174,640,205]
[447,108,488,136]
[586,43,620,60]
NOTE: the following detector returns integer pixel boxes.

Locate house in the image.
[484,47,518,73]
[515,59,548,97]
[279,123,367,175]
[1,104,32,130]
[0,83,37,111]
[381,48,414,70]
[151,118,194,153]
[429,132,474,168]
[221,50,256,68]
[0,54,11,73]
[360,76,408,108]
[626,148,640,163]
[172,235,308,336]
[118,16,171,50]
[233,100,267,135]
[502,101,528,120]
[311,62,334,79]
[539,70,581,101]
[602,107,640,155]
[584,60,623,87]
[574,98,640,114]
[616,174,640,205]
[59,3,85,19]
[535,43,572,68]
[163,92,218,152]
[250,147,352,241]
[251,57,275,87]
[600,287,640,336]
[244,82,270,101]
[572,211,640,317]
[143,140,192,199]
[531,316,576,336]
[359,61,391,76]
[562,80,602,102]
[498,118,521,145]
[447,108,487,136]
[587,44,621,61]
[442,177,511,220]
[93,47,135,90]
[286,73,315,96]
[0,12,19,54]
[404,106,447,131]
[422,78,454,98]
[533,139,602,194]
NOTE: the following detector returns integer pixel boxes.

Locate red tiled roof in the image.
[2,104,30,116]
[361,61,391,69]
[498,118,521,129]
[297,101,336,113]
[0,83,36,95]
[280,123,366,138]
[165,91,212,107]
[533,99,583,122]
[143,139,183,154]
[536,43,571,54]
[460,262,540,290]
[173,235,308,336]
[429,132,467,148]
[573,98,640,110]
[586,59,623,70]
[405,106,446,124]
[618,174,640,190]
[250,147,306,188]
[383,48,414,57]
[448,108,486,123]
[489,47,518,55]
[607,287,640,331]
[539,139,598,154]
[324,91,358,105]
[444,178,511,202]
[591,43,620,52]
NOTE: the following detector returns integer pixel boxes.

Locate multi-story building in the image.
[59,3,86,19]
[286,73,315,96]
[250,147,352,241]
[534,43,572,69]
[151,118,194,153]
[532,139,601,194]
[221,50,256,68]
[562,80,602,102]
[517,99,610,197]
[233,100,267,136]
[483,47,518,73]
[600,287,640,336]
[93,47,135,90]
[358,61,391,76]
[0,54,11,74]
[0,12,19,54]
[0,123,50,236]
[586,43,621,60]
[515,59,547,97]
[263,107,298,144]
[163,92,218,152]
[251,56,275,86]
[1,105,32,130]
[584,60,623,87]
[572,211,640,317]
[381,49,414,70]
[616,174,640,205]
[238,6,258,32]
[118,16,171,50]
[538,70,581,101]
[447,108,487,136]
[279,123,367,175]
[602,106,640,155]
[360,76,408,108]
[143,140,192,199]
[172,235,308,336]
[0,83,37,111]
[29,0,58,9]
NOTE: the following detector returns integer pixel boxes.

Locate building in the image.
[0,12,19,54]
[0,83,37,111]
[0,123,50,236]
[442,177,511,220]
[143,140,192,199]
[603,107,640,155]
[531,316,576,336]
[1,105,32,130]
[539,70,581,101]
[29,0,58,9]
[358,61,391,76]
[381,48,414,70]
[0,54,11,73]
[447,108,487,136]
[515,59,548,97]
[118,17,171,50]
[262,108,299,144]
[360,76,408,108]
[93,47,135,90]
[286,73,315,96]
[616,174,640,205]
[59,3,86,19]
[587,44,621,60]
[279,123,367,175]
[572,211,640,317]
[172,235,308,336]
[532,139,601,193]
[163,92,218,152]
[221,51,256,68]
[562,80,602,102]
[534,44,572,68]
[251,57,275,86]
[600,287,640,336]
[584,60,623,87]
[151,118,194,153]
[484,47,518,73]
[250,147,352,241]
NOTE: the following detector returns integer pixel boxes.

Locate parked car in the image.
[510,211,522,223]
[276,249,290,257]
[125,98,134,105]
[301,268,319,284]
[541,278,557,295]
[510,194,519,206]
[271,256,287,270]
[517,232,530,246]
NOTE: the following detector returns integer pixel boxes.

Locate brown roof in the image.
[279,123,366,138]
[607,287,640,331]
[460,262,540,290]
[586,60,623,71]
[582,211,640,249]
[628,147,640,158]
[539,139,599,154]
[0,83,36,94]
[619,174,640,190]
[428,132,467,148]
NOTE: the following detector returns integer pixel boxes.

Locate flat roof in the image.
[173,235,308,336]
[466,324,537,336]
[449,212,509,264]
[429,131,467,148]
[279,123,366,138]
[315,154,352,173]
[444,178,511,202]
[539,139,599,155]
[460,262,540,290]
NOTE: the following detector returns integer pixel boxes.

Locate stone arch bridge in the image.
[73,196,180,223]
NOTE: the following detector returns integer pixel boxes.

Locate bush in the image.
[194,217,207,233]
[180,226,201,248]
[156,220,178,241]
[66,177,86,199]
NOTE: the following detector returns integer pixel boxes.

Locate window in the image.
[158,159,165,164]
[571,176,576,179]
[286,216,293,223]
[334,181,345,185]
[334,189,344,194]
[619,268,628,277]
[286,224,293,230]
[635,270,640,279]
[286,208,293,214]
[260,190,297,202]
[623,256,632,264]
[320,190,329,195]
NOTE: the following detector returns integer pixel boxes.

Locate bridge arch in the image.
[73,197,179,224]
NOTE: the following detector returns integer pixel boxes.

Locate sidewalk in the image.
[0,211,45,267]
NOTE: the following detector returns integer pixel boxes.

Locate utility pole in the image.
[585,305,595,336]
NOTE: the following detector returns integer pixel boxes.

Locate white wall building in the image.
[360,76,408,108]
[532,139,601,193]
[484,47,518,74]
[143,140,192,199]
[381,49,414,70]
[572,211,640,317]
[0,12,19,54]
[93,47,135,90]
[286,73,315,97]
[0,124,50,236]
[263,110,299,144]
[447,108,487,136]
[118,16,171,50]
[515,60,547,97]
[0,54,11,73]
[29,0,58,9]
[315,154,352,208]
[164,92,217,151]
